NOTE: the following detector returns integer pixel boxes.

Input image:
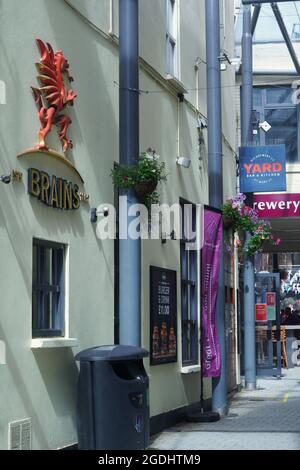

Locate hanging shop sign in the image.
[150,266,177,366]
[255,303,267,322]
[253,193,300,218]
[18,39,85,186]
[239,144,286,193]
[201,207,222,378]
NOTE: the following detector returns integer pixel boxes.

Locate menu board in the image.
[150,266,177,366]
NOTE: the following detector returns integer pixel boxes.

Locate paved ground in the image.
[150,367,300,450]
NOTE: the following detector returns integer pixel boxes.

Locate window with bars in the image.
[252,86,299,163]
[32,239,65,338]
[166,0,178,77]
[180,200,198,366]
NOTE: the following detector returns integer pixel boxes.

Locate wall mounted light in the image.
[161,230,176,244]
[91,206,110,223]
[0,174,11,184]
[177,156,191,169]
[0,170,23,184]
[197,116,207,130]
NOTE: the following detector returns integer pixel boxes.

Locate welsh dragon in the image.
[32,38,77,153]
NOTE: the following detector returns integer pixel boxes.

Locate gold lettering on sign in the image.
[50,175,59,208]
[72,184,80,210]
[28,168,41,198]
[58,178,63,208]
[28,169,81,210]
[40,171,50,204]
[63,181,73,210]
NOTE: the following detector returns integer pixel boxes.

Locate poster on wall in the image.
[150,266,177,366]
[255,303,267,322]
[266,292,276,321]
[239,144,286,193]
[201,207,222,378]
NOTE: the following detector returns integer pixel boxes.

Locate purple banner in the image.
[201,208,222,378]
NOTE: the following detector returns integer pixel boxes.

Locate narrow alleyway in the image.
[150,367,300,450]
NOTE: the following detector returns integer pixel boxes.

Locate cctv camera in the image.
[177,157,191,169]
[90,206,110,223]
[0,174,11,184]
[102,207,109,217]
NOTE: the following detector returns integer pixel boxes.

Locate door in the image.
[255,273,281,378]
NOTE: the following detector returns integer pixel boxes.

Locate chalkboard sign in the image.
[150,266,177,366]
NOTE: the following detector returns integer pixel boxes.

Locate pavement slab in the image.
[150,366,300,450]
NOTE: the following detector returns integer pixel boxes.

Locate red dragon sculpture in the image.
[32,38,77,153]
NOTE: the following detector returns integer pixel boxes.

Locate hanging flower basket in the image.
[222,193,281,257]
[134,179,158,200]
[222,215,235,230]
[110,148,167,208]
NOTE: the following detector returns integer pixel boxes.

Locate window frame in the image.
[252,85,300,163]
[180,199,199,366]
[32,239,66,338]
[166,0,179,77]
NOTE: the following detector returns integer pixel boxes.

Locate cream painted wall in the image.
[0,0,237,448]
[0,0,117,450]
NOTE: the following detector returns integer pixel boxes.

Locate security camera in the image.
[90,206,110,223]
[102,207,109,217]
[177,157,191,169]
[0,174,11,184]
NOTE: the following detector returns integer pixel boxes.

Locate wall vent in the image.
[8,419,32,450]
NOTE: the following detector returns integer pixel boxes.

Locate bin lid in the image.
[75,345,149,362]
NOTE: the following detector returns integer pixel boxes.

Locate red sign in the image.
[255,304,267,322]
[253,193,300,218]
[266,292,276,307]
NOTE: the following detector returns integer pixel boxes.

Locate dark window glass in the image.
[265,108,298,162]
[253,86,299,163]
[32,240,65,338]
[180,201,198,366]
[253,87,263,107]
[266,87,293,105]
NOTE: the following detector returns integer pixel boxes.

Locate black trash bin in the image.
[75,345,149,450]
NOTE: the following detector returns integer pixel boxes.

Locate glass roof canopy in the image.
[235,1,300,74]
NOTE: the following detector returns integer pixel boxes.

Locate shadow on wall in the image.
[32,348,78,419]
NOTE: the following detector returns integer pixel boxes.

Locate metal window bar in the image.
[32,241,65,338]
[180,201,198,365]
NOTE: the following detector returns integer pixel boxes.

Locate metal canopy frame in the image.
[251,5,261,36]
[271,3,300,74]
[242,1,300,76]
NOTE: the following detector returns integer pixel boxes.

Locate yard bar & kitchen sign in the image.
[239,144,286,193]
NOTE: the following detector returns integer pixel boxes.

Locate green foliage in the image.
[110,149,167,207]
[222,193,280,257]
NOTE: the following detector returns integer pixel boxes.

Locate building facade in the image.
[235,1,300,380]
[0,0,237,449]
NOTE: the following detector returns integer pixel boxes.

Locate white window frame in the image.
[166,0,179,78]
